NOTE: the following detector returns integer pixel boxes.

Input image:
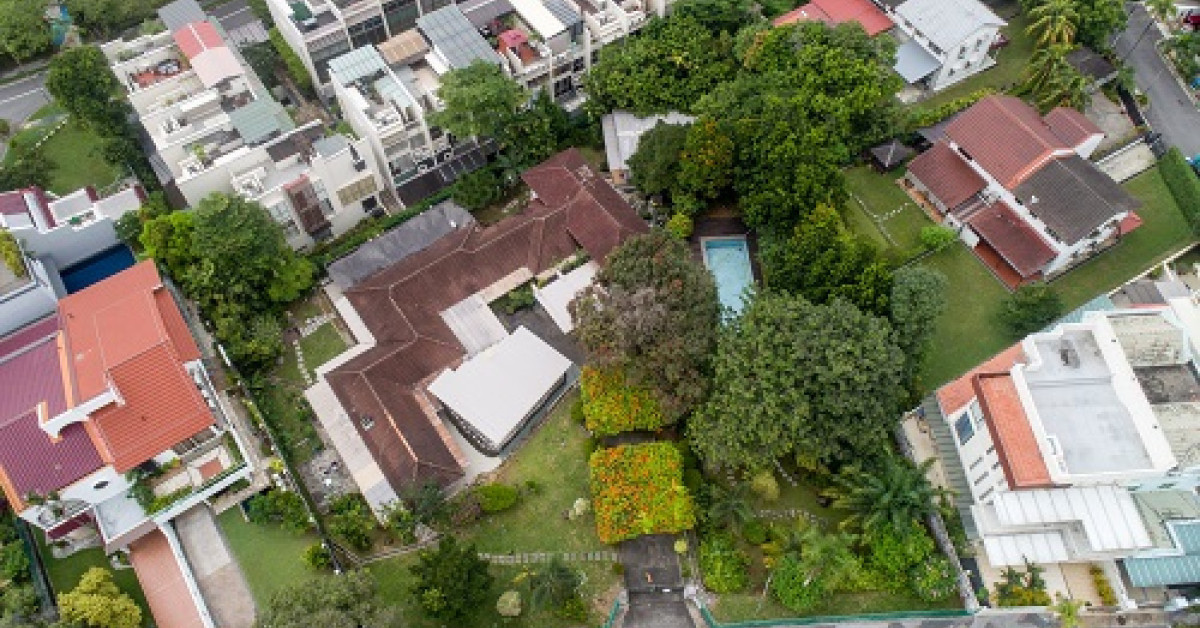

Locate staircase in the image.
[921,395,978,538]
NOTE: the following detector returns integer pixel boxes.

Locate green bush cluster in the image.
[1161,148,1200,235]
[268,27,314,94]
[580,366,667,436]
[247,489,311,532]
[495,283,536,314]
[699,533,750,593]
[303,543,332,570]
[907,88,998,131]
[1090,565,1117,606]
[328,493,378,552]
[473,484,519,513]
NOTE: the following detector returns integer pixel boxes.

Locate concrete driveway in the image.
[174,506,257,628]
[619,535,694,628]
[1113,3,1200,156]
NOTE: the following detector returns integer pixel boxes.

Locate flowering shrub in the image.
[589,443,696,544]
[580,367,666,436]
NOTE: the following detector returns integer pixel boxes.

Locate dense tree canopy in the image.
[828,456,948,534]
[57,568,141,628]
[256,571,398,628]
[626,122,690,198]
[670,0,753,34]
[0,0,52,64]
[889,266,949,390]
[688,292,905,472]
[409,537,493,622]
[46,47,124,129]
[570,231,721,420]
[429,60,528,140]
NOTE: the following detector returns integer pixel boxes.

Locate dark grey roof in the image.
[544,0,582,28]
[327,201,475,288]
[1014,155,1141,245]
[1067,47,1117,81]
[417,6,503,70]
[869,140,914,169]
[158,0,207,31]
[916,111,961,144]
[459,0,516,28]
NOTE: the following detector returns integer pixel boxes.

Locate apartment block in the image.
[103,0,386,249]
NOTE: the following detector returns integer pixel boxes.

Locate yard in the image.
[4,118,124,195]
[713,588,961,622]
[910,10,1035,111]
[34,533,152,626]
[842,166,930,262]
[217,508,318,607]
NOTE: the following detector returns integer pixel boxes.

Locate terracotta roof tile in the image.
[968,202,1057,277]
[1044,107,1101,148]
[946,95,1068,188]
[328,149,647,490]
[935,343,1025,412]
[907,140,986,210]
[773,0,893,34]
[172,21,224,59]
[974,373,1054,489]
[129,530,207,628]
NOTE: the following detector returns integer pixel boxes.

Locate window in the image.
[958,46,967,59]
[973,472,990,486]
[986,445,996,455]
[359,414,375,430]
[969,456,985,471]
[969,400,984,425]
[979,487,995,501]
[992,461,1002,471]
[955,412,975,445]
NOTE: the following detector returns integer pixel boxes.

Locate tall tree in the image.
[1027,0,1079,47]
[626,122,690,198]
[410,537,493,623]
[0,0,52,65]
[527,557,582,611]
[677,116,735,204]
[890,266,949,389]
[827,456,948,534]
[770,526,859,612]
[1146,0,1177,24]
[1021,45,1089,112]
[570,231,721,420]
[46,46,123,128]
[1073,0,1126,49]
[64,0,129,38]
[998,282,1064,338]
[57,568,141,628]
[670,0,753,34]
[688,293,904,472]
[428,60,528,140]
[255,570,398,628]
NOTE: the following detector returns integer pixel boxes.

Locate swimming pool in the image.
[701,237,754,315]
[60,245,136,293]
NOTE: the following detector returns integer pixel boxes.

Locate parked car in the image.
[1185,9,1200,30]
[1191,153,1200,176]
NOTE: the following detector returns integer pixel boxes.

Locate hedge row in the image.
[308,188,454,267]
[580,366,666,436]
[589,442,696,544]
[1160,148,1200,235]
[906,88,998,131]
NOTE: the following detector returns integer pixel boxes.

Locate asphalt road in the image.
[1113,2,1200,157]
[0,73,50,130]
[210,0,257,30]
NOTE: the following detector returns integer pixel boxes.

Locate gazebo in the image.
[868,139,915,172]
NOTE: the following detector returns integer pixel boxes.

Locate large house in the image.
[922,298,1200,606]
[0,184,144,336]
[304,149,646,512]
[772,0,893,35]
[102,0,386,248]
[905,95,1139,286]
[0,261,254,626]
[880,0,1006,91]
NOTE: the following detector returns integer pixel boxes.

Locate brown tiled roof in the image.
[327,149,647,490]
[773,0,893,35]
[1044,107,1101,148]
[935,343,1025,412]
[946,95,1069,188]
[907,140,986,210]
[975,373,1054,489]
[1013,154,1140,245]
[968,202,1057,278]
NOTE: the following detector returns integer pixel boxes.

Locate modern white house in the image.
[905,95,1138,286]
[103,0,386,248]
[924,299,1200,606]
[879,0,1006,91]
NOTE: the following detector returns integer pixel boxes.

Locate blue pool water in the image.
[60,245,136,293]
[702,237,754,315]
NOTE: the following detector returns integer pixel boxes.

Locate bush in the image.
[496,590,522,617]
[474,484,519,513]
[1161,148,1200,234]
[1091,565,1117,606]
[580,367,667,436]
[570,398,585,425]
[920,225,958,252]
[2,583,38,617]
[0,228,25,278]
[495,283,536,314]
[453,167,502,211]
[384,503,418,545]
[268,27,313,94]
[864,522,935,586]
[0,119,10,138]
[665,213,694,239]
[303,543,332,570]
[0,541,29,582]
[907,88,997,130]
[699,533,750,593]
[449,491,483,526]
[911,556,957,602]
[749,470,779,502]
[589,442,697,544]
[998,283,1063,339]
[328,494,377,552]
[556,596,589,621]
[771,554,824,612]
[742,519,768,545]
[247,490,311,532]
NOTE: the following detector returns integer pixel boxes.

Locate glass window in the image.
[955,412,974,445]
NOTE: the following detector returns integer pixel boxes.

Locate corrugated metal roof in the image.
[228,99,293,145]
[417,6,502,70]
[158,0,207,32]
[983,532,1070,566]
[328,45,388,86]
[894,0,1004,54]
[992,486,1153,554]
[544,0,582,28]
[1125,521,1200,587]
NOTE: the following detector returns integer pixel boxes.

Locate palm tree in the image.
[1019,45,1090,112]
[1146,0,1177,26]
[826,456,950,534]
[528,557,581,610]
[707,483,755,532]
[1050,595,1085,628]
[1028,0,1079,47]
[776,522,859,590]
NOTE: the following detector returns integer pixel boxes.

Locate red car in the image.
[1184,9,1200,30]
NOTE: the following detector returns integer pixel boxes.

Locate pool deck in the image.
[689,214,763,284]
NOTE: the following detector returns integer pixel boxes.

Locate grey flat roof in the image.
[894,39,940,83]
[158,0,207,31]
[327,201,475,288]
[418,6,502,70]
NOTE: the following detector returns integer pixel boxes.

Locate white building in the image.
[880,0,1006,91]
[103,0,385,248]
[929,299,1200,606]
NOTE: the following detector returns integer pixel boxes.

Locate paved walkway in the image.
[174,506,257,628]
[619,534,694,628]
[481,550,618,564]
[1114,3,1200,156]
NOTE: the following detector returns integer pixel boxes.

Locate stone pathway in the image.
[292,339,314,387]
[480,550,619,565]
[299,313,335,337]
[756,508,819,524]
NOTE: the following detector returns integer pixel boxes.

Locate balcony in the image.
[126,431,250,521]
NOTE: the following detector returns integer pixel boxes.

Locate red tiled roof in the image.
[1044,106,1101,148]
[935,343,1025,412]
[968,203,1057,278]
[773,0,893,34]
[0,187,55,228]
[946,95,1070,188]
[58,261,213,472]
[0,191,27,216]
[172,21,224,59]
[0,318,103,504]
[907,140,986,210]
[129,530,207,628]
[975,373,1054,489]
[1118,211,1143,235]
[328,149,647,490]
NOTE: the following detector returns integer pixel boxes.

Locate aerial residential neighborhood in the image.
[0,0,1199,625]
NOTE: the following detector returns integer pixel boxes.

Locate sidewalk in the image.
[0,59,49,86]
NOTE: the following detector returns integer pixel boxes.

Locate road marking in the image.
[0,73,45,88]
[217,5,250,19]
[0,88,48,107]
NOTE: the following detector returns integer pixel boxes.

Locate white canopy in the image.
[534,261,597,334]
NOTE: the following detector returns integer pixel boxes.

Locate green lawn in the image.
[217,508,317,607]
[4,118,123,195]
[35,533,152,626]
[713,588,961,622]
[30,102,65,121]
[843,166,932,262]
[912,11,1035,111]
[299,323,348,371]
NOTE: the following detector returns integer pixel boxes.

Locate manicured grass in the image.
[35,533,152,626]
[843,166,932,261]
[913,11,1035,111]
[30,102,65,121]
[712,588,961,622]
[370,551,620,628]
[299,323,348,371]
[458,391,605,553]
[217,508,317,607]
[3,118,123,195]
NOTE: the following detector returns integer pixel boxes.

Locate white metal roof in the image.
[440,294,508,356]
[992,486,1153,554]
[428,327,572,451]
[894,39,940,83]
[894,0,1004,54]
[601,111,696,173]
[983,532,1070,566]
[534,261,597,334]
[508,0,568,38]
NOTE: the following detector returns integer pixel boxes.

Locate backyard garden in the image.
[2,103,125,195]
